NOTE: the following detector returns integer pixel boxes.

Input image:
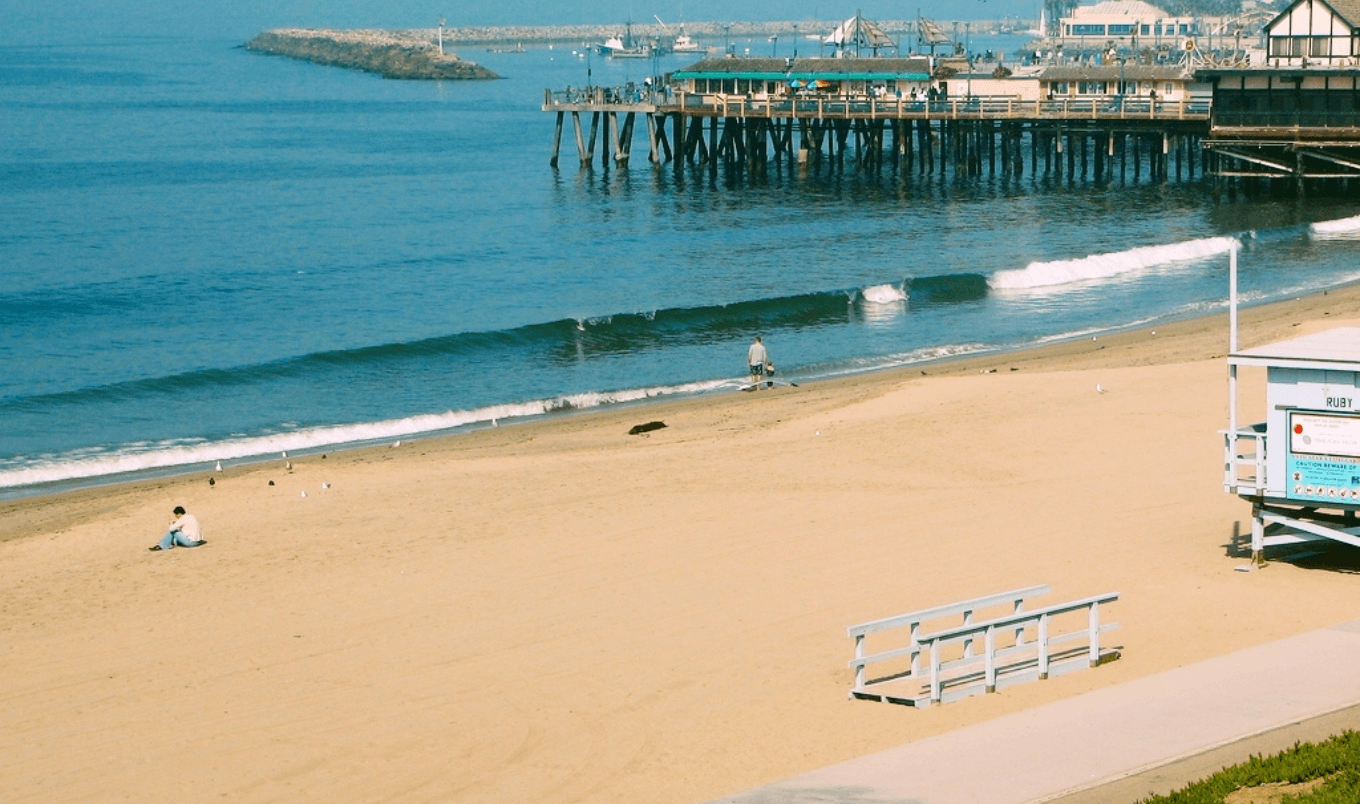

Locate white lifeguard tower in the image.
[1224,259,1360,563]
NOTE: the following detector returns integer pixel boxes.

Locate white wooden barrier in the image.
[848,587,1120,707]
[847,585,1049,703]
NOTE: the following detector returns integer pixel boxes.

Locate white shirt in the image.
[169,513,202,541]
[748,341,768,367]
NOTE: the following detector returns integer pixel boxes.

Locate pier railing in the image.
[543,88,1211,122]
[848,586,1120,707]
[681,93,1210,122]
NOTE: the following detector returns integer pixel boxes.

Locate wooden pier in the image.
[543,89,1213,182]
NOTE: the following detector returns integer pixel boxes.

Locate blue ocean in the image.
[6,29,1360,497]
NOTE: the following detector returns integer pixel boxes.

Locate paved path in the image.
[710,619,1360,804]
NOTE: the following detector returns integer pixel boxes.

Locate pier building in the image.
[541,5,1360,193]
[1201,65,1360,193]
[1192,1,1360,194]
[1055,0,1203,53]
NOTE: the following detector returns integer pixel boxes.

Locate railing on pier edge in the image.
[847,585,1121,707]
[544,88,1212,123]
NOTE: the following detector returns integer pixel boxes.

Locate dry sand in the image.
[6,288,1360,803]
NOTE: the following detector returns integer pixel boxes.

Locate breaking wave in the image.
[989,236,1241,290]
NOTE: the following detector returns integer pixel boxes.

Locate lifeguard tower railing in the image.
[1222,420,1267,496]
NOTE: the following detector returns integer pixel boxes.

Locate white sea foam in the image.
[0,379,733,491]
[861,283,907,303]
[989,236,1240,290]
[809,342,993,380]
[1311,214,1360,239]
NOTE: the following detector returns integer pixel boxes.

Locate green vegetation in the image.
[1137,731,1360,803]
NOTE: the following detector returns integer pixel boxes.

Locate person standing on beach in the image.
[150,506,206,551]
[748,336,770,390]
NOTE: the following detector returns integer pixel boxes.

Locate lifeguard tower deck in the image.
[1224,326,1360,562]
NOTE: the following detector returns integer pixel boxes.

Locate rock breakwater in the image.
[245,29,500,80]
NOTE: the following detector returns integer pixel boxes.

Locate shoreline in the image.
[7,279,1357,540]
[4,277,1351,514]
[8,278,1360,803]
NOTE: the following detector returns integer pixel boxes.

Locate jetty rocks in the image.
[245,29,500,80]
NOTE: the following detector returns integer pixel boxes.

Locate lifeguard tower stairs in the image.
[1224,323,1360,563]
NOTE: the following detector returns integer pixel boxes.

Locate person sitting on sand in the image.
[150,506,206,551]
[748,336,769,390]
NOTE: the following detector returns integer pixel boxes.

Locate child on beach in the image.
[149,506,206,551]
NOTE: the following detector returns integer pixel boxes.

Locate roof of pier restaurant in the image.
[671,57,933,83]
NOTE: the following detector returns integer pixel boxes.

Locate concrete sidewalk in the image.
[710,619,1360,804]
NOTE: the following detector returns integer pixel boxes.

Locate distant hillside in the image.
[245,29,500,80]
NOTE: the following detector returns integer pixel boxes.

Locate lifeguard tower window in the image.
[1225,327,1360,561]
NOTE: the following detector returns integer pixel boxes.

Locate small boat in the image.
[671,29,702,53]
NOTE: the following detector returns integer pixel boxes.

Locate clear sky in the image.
[16,0,1040,43]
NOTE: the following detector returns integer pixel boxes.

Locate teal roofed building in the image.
[670,57,934,101]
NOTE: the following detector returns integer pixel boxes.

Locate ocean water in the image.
[6,32,1360,497]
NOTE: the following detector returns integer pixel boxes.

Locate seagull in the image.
[300,490,307,498]
[393,440,401,448]
[282,451,288,458]
[321,482,330,489]
[215,461,222,472]
[492,418,498,427]
[1097,384,1108,394]
[285,461,292,470]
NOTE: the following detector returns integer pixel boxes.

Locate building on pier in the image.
[1264,0,1360,67]
[1054,0,1204,53]
[1038,64,1204,103]
[670,57,933,101]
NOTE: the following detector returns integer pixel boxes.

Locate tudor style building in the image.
[1265,0,1360,65]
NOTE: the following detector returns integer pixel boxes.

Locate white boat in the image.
[672,29,702,53]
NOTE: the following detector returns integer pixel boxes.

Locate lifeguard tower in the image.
[1224,258,1360,562]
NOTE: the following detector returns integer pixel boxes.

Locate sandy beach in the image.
[6,287,1360,804]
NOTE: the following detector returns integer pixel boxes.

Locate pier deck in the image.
[543,89,1212,182]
